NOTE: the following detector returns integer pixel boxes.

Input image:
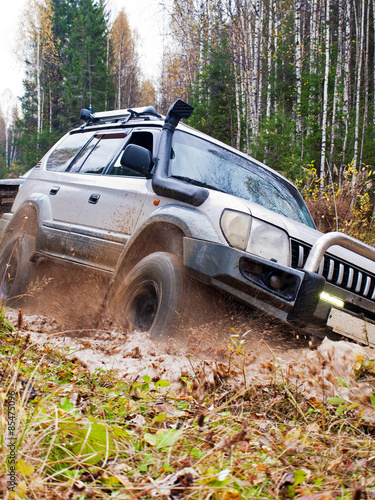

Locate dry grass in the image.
[299,163,375,245]
[0,310,375,500]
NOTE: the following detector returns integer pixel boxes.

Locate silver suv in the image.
[1,100,375,346]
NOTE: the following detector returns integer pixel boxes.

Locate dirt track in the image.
[5,305,375,416]
[6,303,310,373]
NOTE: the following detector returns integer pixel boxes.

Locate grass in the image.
[0,309,375,499]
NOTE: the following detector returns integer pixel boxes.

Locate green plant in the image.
[225,328,251,388]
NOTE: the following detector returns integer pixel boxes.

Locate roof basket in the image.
[79,106,163,127]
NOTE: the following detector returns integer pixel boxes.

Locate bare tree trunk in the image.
[353,0,365,174]
[105,35,109,110]
[250,0,260,146]
[232,36,242,150]
[308,0,318,135]
[36,25,42,138]
[341,0,352,172]
[9,129,17,166]
[255,0,264,153]
[117,39,122,108]
[239,5,252,154]
[360,0,370,167]
[49,88,52,134]
[5,126,9,168]
[294,0,302,136]
[329,0,344,167]
[320,0,331,190]
[273,0,278,114]
[266,0,273,120]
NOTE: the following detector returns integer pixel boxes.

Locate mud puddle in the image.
[5,305,375,416]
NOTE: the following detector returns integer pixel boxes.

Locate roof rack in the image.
[79,106,163,128]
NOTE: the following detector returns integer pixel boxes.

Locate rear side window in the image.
[75,133,127,174]
[46,132,93,171]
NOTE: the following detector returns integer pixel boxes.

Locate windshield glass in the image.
[170,131,315,228]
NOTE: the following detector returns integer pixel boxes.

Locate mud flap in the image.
[287,270,325,326]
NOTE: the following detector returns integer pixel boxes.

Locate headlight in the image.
[220,209,251,251]
[246,219,290,266]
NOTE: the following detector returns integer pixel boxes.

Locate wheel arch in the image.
[113,220,186,284]
[0,202,39,250]
[0,195,53,250]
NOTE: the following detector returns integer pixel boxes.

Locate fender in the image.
[112,203,222,276]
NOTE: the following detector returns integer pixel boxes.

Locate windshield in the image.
[170,131,315,228]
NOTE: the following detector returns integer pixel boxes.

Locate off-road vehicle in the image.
[1,99,375,346]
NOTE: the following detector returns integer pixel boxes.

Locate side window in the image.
[46,132,93,172]
[70,133,127,175]
[68,137,101,173]
[108,131,154,177]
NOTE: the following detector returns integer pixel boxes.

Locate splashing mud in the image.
[5,305,375,416]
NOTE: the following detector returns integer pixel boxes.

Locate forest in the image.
[1,0,375,241]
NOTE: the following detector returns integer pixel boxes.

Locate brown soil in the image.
[6,303,309,378]
[5,301,375,417]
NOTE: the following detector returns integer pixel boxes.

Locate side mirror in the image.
[120,144,153,178]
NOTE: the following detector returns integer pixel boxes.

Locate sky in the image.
[0,0,165,108]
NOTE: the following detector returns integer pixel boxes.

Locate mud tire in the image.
[0,233,35,302]
[110,252,185,339]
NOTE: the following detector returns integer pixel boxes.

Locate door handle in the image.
[49,186,60,195]
[88,193,100,204]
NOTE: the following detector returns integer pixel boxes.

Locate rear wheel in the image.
[109,252,185,339]
[0,233,34,303]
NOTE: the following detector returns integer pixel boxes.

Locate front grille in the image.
[291,239,375,301]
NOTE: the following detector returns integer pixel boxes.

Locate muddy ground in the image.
[6,261,318,386]
[5,300,375,416]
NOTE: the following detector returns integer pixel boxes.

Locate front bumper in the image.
[183,237,325,326]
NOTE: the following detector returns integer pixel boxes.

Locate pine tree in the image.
[60,0,114,125]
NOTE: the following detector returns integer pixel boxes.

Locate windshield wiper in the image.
[172,175,226,193]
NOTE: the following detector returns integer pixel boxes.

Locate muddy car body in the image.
[1,100,375,346]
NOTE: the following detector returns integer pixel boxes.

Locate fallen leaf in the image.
[154,403,188,418]
[17,459,34,477]
[296,493,335,500]
[222,488,241,499]
[15,480,27,499]
[150,467,197,498]
[216,469,231,481]
[285,427,302,442]
[114,474,133,488]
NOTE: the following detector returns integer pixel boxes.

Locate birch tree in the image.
[294,0,303,137]
[0,91,17,168]
[266,0,274,120]
[329,0,344,169]
[352,0,365,173]
[341,0,352,170]
[320,0,331,189]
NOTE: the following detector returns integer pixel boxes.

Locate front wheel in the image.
[109,252,185,339]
